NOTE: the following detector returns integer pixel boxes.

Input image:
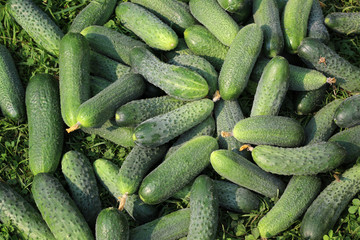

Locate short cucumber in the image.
[307,0,330,43]
[325,12,360,35]
[294,86,327,115]
[217,0,252,23]
[334,95,360,128]
[90,76,112,96]
[95,208,129,240]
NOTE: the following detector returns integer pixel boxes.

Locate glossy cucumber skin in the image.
[294,86,327,115]
[210,150,285,198]
[334,95,360,128]
[258,176,321,238]
[26,74,64,175]
[252,142,346,175]
[219,24,263,100]
[251,56,289,116]
[307,0,330,43]
[325,12,360,35]
[95,208,129,240]
[90,76,112,96]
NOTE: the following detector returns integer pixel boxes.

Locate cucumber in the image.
[325,12,360,35]
[133,99,214,147]
[218,24,263,100]
[81,25,147,65]
[253,0,284,57]
[294,86,327,115]
[0,182,55,240]
[115,96,188,127]
[90,76,112,96]
[139,136,218,204]
[69,0,117,33]
[300,163,360,240]
[0,44,25,122]
[307,0,330,43]
[304,99,343,144]
[130,47,209,100]
[282,0,313,53]
[187,175,219,240]
[217,0,252,23]
[232,116,305,147]
[59,32,91,127]
[258,176,321,238]
[334,95,360,128]
[164,38,194,61]
[6,0,64,55]
[184,25,229,71]
[116,2,178,51]
[26,74,63,175]
[252,142,346,175]
[210,150,285,198]
[95,208,129,240]
[32,173,94,240]
[297,37,360,92]
[250,56,289,116]
[189,0,240,46]
[61,151,102,227]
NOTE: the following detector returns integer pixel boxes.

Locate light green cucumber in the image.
[95,208,129,240]
[325,12,360,35]
[334,95,360,128]
[307,0,330,43]
[90,76,112,96]
[294,86,327,115]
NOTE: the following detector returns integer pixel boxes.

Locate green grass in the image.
[0,0,359,239]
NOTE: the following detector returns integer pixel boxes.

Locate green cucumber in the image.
[334,95,360,128]
[0,182,55,240]
[217,0,252,23]
[95,208,129,240]
[32,173,94,240]
[133,99,214,147]
[139,136,218,204]
[116,2,178,51]
[6,0,64,55]
[90,76,112,96]
[26,74,63,175]
[258,176,321,238]
[325,12,360,35]
[187,175,218,240]
[0,44,25,122]
[252,142,346,175]
[250,56,289,116]
[164,38,194,60]
[307,0,330,43]
[61,151,102,227]
[210,150,285,198]
[294,86,327,115]
[218,23,263,100]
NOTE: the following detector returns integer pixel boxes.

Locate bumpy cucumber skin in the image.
[334,95,360,128]
[6,0,64,55]
[282,0,313,53]
[294,86,327,115]
[32,173,94,240]
[61,151,102,228]
[188,175,218,240]
[307,0,330,43]
[300,164,360,240]
[253,0,284,57]
[325,12,360,35]
[116,2,178,51]
[305,99,343,144]
[95,208,129,240]
[26,74,63,175]
[298,38,360,92]
[0,182,55,240]
[252,142,346,175]
[233,116,305,147]
[90,76,111,96]
[210,150,285,198]
[219,24,263,100]
[0,44,25,122]
[139,136,218,205]
[130,47,209,100]
[251,56,289,116]
[258,176,321,238]
[133,99,214,147]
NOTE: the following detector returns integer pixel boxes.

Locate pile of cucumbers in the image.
[1,0,360,239]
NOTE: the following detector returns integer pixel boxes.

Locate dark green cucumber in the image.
[297,37,360,92]
[133,99,214,147]
[0,44,25,122]
[294,86,327,115]
[258,176,321,238]
[32,173,94,240]
[95,208,129,240]
[334,95,360,128]
[130,47,209,100]
[139,136,218,204]
[305,99,343,144]
[26,74,63,175]
[217,0,252,23]
[218,23,263,100]
[232,116,305,147]
[325,12,360,35]
[187,175,218,240]
[307,0,330,43]
[252,142,346,175]
[250,56,289,116]
[300,164,360,240]
[90,76,112,96]
[61,150,102,227]
[0,182,55,240]
[6,0,64,55]
[253,0,284,57]
[59,32,91,127]
[210,150,285,198]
